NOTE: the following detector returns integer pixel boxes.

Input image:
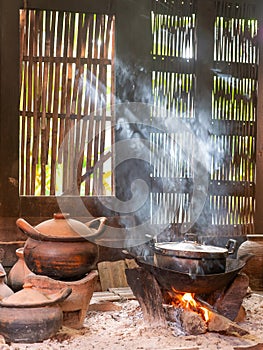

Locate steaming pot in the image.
[152,234,237,275]
[16,213,107,280]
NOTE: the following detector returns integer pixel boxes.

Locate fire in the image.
[168,288,211,323]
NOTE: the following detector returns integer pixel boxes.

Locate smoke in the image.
[56,59,228,252]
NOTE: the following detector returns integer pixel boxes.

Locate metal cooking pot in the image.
[152,234,237,275]
[16,213,107,280]
[136,254,252,294]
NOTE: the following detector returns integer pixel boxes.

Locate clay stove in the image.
[125,256,251,336]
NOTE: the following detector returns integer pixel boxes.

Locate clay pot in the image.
[16,213,107,280]
[25,270,98,329]
[237,234,263,291]
[0,283,72,343]
[7,247,33,292]
[0,265,14,299]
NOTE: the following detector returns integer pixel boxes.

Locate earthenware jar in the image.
[237,234,263,291]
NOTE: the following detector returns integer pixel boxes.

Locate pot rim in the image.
[0,285,72,308]
[154,241,229,259]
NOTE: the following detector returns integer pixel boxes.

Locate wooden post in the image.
[0,0,20,217]
[193,0,215,231]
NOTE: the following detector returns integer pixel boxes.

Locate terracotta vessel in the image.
[25,270,98,329]
[0,283,72,343]
[16,213,107,280]
[0,265,14,299]
[237,234,263,291]
[7,247,33,292]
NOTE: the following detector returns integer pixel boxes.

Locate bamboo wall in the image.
[19,9,115,196]
[150,0,257,237]
[18,0,258,238]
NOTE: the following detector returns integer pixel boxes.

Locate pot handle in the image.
[16,218,44,241]
[52,287,72,304]
[184,233,199,243]
[85,217,107,236]
[225,238,237,255]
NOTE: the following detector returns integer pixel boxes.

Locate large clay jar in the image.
[0,283,72,343]
[7,247,33,292]
[16,213,106,280]
[237,234,263,291]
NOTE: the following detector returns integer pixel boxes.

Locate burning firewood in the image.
[196,295,250,336]
[164,304,207,335]
[207,309,249,336]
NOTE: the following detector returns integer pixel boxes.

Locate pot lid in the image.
[35,213,91,239]
[0,283,72,308]
[17,214,107,242]
[154,241,229,259]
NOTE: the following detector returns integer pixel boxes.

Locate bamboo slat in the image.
[31,10,40,195]
[20,9,29,195]
[85,15,96,195]
[50,11,63,195]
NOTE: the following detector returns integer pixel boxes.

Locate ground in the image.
[4,292,263,350]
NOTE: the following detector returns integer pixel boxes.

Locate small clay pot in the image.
[0,284,72,343]
[7,247,33,292]
[25,270,98,329]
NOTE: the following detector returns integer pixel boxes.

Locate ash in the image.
[6,293,263,350]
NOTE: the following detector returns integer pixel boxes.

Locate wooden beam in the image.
[193,0,215,229]
[18,0,115,14]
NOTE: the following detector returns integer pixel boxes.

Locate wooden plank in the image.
[97,260,129,291]
[91,291,121,302]
[108,286,135,299]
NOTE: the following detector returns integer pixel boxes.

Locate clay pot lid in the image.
[35,213,90,239]
[0,283,72,308]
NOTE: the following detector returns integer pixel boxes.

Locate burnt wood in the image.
[211,273,249,321]
[125,267,167,327]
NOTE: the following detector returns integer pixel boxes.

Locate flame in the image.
[200,306,210,322]
[169,288,211,323]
